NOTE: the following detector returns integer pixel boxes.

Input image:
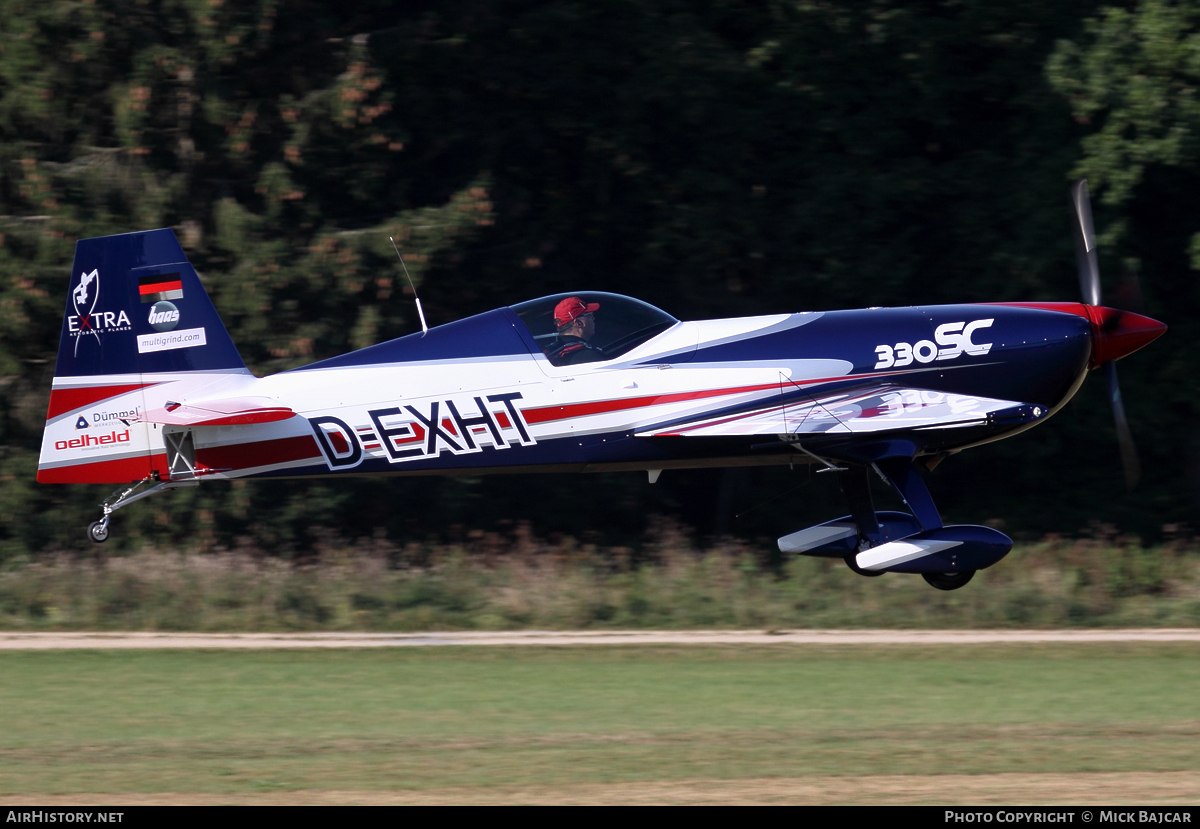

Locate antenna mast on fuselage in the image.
[389,236,428,337]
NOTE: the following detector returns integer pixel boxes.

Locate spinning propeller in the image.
[1069,179,1167,489]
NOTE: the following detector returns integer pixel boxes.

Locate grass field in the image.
[2,644,1199,802]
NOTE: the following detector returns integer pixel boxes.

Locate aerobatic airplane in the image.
[37,181,1166,589]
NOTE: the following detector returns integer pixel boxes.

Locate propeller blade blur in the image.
[1105,360,1141,490]
[1111,265,1145,313]
[1071,179,1102,306]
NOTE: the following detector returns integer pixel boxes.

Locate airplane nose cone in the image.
[1085,306,1167,367]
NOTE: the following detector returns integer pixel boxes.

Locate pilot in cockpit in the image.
[546,296,604,366]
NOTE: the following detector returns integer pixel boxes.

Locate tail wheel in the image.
[87,521,109,544]
[843,553,885,578]
[922,570,975,591]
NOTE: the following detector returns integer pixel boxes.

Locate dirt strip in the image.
[2,772,1199,804]
[0,629,1199,649]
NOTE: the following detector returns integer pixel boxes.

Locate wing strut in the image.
[787,439,847,473]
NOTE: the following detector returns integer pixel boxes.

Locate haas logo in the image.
[874,319,993,369]
[148,301,180,332]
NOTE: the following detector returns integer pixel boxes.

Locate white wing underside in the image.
[635,385,1036,438]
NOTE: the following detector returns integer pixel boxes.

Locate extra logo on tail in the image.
[68,268,133,357]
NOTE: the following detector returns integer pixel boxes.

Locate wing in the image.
[134,396,296,427]
[634,382,1044,438]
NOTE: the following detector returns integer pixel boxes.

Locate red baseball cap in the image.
[554,296,600,328]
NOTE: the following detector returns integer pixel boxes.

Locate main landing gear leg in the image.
[87,476,199,543]
[873,457,943,531]
[872,458,976,591]
[838,465,885,577]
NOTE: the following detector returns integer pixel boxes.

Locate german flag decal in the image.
[138,272,183,303]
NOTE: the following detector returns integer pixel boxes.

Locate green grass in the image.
[1,644,1198,793]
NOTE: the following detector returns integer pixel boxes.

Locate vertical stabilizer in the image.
[38,228,249,484]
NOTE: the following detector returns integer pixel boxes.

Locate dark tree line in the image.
[0,1,1194,559]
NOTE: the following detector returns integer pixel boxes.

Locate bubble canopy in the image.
[510,292,678,364]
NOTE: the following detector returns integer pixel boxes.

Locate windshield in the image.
[511,292,677,366]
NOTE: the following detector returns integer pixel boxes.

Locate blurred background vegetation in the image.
[0,0,1197,564]
[5,528,1200,630]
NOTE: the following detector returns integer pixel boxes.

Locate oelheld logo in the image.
[54,429,130,451]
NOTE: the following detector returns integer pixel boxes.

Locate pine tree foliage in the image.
[0,1,1194,558]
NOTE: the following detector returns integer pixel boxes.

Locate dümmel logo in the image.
[148,301,180,332]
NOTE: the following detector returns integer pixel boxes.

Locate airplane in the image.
[36,180,1166,590]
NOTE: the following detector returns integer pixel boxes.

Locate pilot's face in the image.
[578,312,595,339]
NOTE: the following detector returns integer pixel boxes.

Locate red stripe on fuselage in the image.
[37,453,164,484]
[983,301,1090,318]
[195,435,321,472]
[46,384,154,420]
[520,382,786,425]
[39,436,323,484]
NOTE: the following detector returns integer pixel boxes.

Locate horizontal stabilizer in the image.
[135,397,295,427]
[638,383,1044,438]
